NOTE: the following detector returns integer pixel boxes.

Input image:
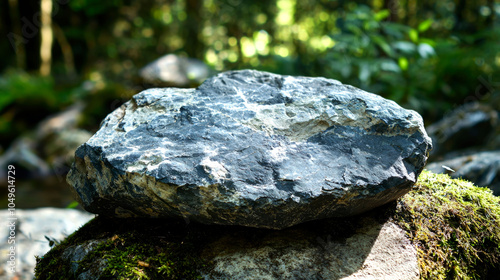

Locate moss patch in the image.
[34,217,212,280]
[75,232,204,279]
[34,171,500,279]
[393,170,500,279]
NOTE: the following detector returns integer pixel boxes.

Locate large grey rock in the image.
[67,70,432,229]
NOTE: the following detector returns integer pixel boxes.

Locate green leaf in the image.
[346,23,363,35]
[374,10,390,22]
[372,35,394,57]
[340,63,352,78]
[398,57,409,71]
[66,201,79,209]
[419,38,437,47]
[417,19,433,32]
[409,29,419,43]
[381,22,408,39]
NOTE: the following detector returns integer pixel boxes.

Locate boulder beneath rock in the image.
[67,70,432,229]
[37,171,500,279]
[34,209,420,280]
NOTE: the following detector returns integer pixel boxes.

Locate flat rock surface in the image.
[68,70,432,229]
[203,219,419,280]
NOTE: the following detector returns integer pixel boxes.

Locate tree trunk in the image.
[383,0,399,22]
[183,0,203,59]
[8,0,26,69]
[40,0,53,76]
[52,22,76,76]
[407,0,417,27]
[485,0,496,28]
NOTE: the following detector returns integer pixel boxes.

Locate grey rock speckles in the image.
[67,70,432,229]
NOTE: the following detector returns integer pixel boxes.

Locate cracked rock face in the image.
[67,70,432,229]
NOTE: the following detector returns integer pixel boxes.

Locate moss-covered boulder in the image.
[35,171,500,279]
[393,170,500,279]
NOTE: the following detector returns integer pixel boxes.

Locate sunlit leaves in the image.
[418,19,433,32]
[409,28,419,43]
[323,5,442,107]
[374,9,390,21]
[398,57,409,71]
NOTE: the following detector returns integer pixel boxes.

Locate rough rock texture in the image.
[426,150,500,195]
[0,208,93,280]
[61,239,107,279]
[68,70,432,229]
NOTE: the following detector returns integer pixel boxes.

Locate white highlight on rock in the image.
[269,145,288,163]
[201,157,228,181]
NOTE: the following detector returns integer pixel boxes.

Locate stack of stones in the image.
[63,70,432,278]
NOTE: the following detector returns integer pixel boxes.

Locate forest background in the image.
[1,0,499,153]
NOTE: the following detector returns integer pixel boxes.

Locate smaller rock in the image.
[61,240,107,279]
[0,102,91,180]
[426,102,498,158]
[0,208,93,280]
[139,54,212,87]
[426,150,500,195]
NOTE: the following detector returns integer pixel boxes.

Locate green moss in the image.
[34,218,103,280]
[35,171,500,279]
[393,170,500,279]
[34,217,210,280]
[76,232,204,279]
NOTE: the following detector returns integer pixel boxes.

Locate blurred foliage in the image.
[1,0,500,149]
[323,5,436,106]
[0,70,74,147]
